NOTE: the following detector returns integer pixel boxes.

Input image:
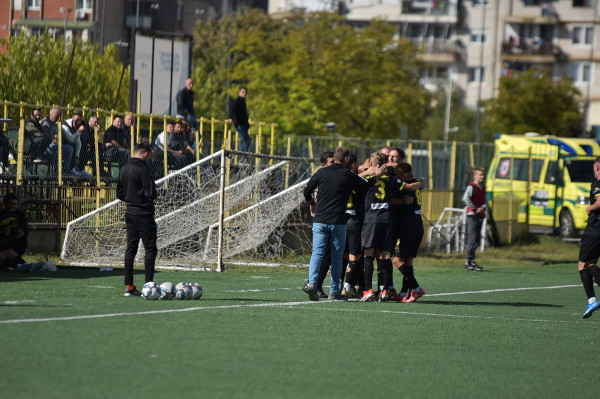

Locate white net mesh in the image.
[61,151,317,269]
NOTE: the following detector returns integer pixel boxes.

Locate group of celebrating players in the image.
[303,145,427,303]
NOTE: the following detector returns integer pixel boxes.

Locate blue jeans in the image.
[187,114,199,132]
[45,143,74,173]
[308,223,347,295]
[235,125,251,153]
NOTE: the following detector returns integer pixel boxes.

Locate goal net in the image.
[61,150,318,270]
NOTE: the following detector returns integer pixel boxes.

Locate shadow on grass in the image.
[0,267,145,283]
[423,300,561,308]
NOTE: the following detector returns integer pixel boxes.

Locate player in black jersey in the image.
[361,152,425,302]
[390,163,426,303]
[578,157,600,318]
[341,154,367,298]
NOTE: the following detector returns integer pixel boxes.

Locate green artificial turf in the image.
[0,241,596,398]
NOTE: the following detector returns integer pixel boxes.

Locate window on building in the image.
[573,0,595,7]
[76,0,93,11]
[27,0,40,8]
[570,62,592,83]
[572,25,594,45]
[470,29,487,44]
[472,0,489,5]
[469,67,485,83]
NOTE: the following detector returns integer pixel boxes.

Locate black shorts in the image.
[394,217,424,259]
[345,227,362,256]
[362,222,393,252]
[579,214,600,262]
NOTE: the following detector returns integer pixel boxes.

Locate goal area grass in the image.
[0,236,595,398]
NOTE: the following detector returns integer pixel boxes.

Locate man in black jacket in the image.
[117,143,157,297]
[227,87,251,152]
[176,78,199,131]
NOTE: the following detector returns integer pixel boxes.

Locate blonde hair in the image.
[370,151,386,167]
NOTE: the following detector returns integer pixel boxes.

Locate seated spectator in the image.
[0,130,12,173]
[168,121,191,169]
[103,115,130,168]
[154,121,185,171]
[123,113,135,145]
[0,192,28,269]
[41,107,74,174]
[181,119,197,163]
[24,108,53,160]
[79,115,100,175]
[62,113,87,176]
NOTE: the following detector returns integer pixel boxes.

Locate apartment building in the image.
[268,0,600,132]
[0,0,216,53]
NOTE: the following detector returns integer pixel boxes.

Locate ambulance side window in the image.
[545,161,557,184]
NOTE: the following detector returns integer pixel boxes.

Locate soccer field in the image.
[0,255,595,399]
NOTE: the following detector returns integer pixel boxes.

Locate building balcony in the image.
[411,38,464,63]
[402,0,457,16]
[501,39,565,63]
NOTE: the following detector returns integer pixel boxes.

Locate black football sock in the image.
[364,256,375,291]
[381,259,393,290]
[589,265,600,287]
[398,264,419,290]
[401,277,409,294]
[580,268,596,299]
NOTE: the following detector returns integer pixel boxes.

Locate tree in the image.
[482,68,583,137]
[0,32,128,112]
[192,10,428,138]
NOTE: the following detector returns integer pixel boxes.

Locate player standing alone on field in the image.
[463,167,486,271]
[577,157,600,318]
[117,143,157,297]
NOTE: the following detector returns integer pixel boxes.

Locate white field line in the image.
[0,284,582,325]
[283,305,600,325]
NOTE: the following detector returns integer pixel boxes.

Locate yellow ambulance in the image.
[487,133,600,237]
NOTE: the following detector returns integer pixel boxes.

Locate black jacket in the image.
[230,97,249,128]
[117,158,157,215]
[303,163,368,225]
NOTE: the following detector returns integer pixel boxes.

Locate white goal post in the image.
[61,150,318,270]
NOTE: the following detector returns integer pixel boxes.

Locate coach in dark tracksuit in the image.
[117,143,157,297]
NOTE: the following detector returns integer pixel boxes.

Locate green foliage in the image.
[482,68,583,137]
[0,31,128,111]
[192,10,427,138]
[420,88,492,142]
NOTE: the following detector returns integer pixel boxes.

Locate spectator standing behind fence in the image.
[41,107,74,175]
[24,108,53,160]
[176,78,199,131]
[62,113,85,176]
[103,115,130,168]
[227,87,251,153]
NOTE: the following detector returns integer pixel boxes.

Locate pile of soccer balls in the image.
[141,281,203,300]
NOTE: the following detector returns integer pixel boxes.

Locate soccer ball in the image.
[142,282,161,300]
[159,282,176,300]
[190,282,203,300]
[175,282,191,300]
[185,282,194,299]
